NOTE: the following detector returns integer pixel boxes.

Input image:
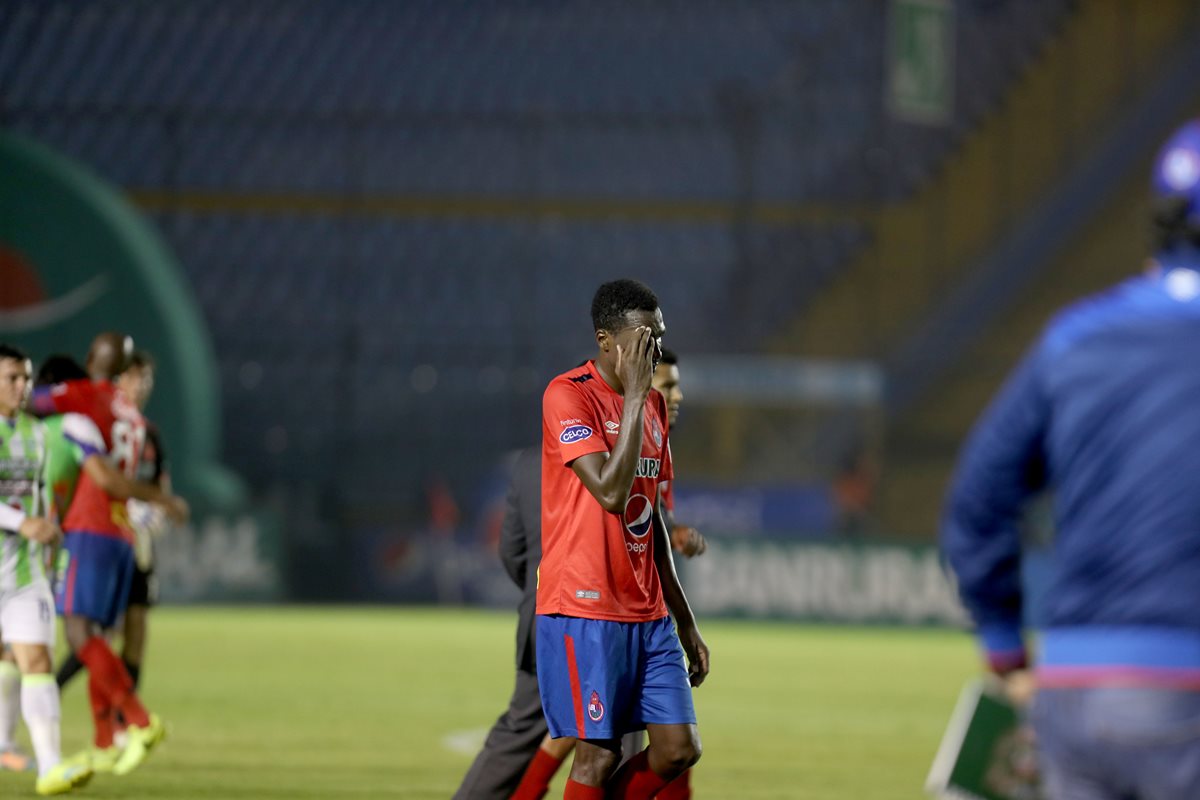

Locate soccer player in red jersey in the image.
[536,280,708,799]
[31,334,186,775]
[653,350,705,562]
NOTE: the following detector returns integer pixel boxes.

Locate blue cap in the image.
[1152,118,1200,228]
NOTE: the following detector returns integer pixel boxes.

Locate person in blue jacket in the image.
[942,117,1200,800]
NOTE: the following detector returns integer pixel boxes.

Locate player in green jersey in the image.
[0,344,93,795]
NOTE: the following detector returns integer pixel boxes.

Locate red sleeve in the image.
[657,392,674,483]
[543,380,609,466]
[659,478,675,512]
[39,380,93,416]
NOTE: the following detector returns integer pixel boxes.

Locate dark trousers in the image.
[454,668,548,800]
[453,668,649,799]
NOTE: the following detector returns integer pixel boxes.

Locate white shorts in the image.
[0,580,55,647]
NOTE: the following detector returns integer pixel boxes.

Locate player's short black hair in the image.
[591,279,659,333]
[1153,195,1200,252]
[36,354,87,386]
[129,349,156,370]
[659,348,678,366]
[0,343,28,363]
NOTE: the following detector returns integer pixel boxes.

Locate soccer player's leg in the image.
[452,667,550,800]
[535,615,637,797]
[0,642,34,771]
[511,732,575,800]
[121,565,155,690]
[55,533,160,773]
[105,543,164,777]
[610,617,700,798]
[2,583,93,794]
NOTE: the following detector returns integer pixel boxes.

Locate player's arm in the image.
[941,345,1049,675]
[82,456,189,523]
[0,505,60,544]
[659,487,706,557]
[569,327,657,512]
[653,499,709,686]
[498,453,530,589]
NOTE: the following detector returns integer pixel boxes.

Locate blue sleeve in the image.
[29,387,58,418]
[941,345,1050,672]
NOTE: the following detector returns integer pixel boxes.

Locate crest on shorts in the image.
[587,690,605,723]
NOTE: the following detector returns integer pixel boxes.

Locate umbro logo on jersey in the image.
[604,421,620,434]
[560,425,593,444]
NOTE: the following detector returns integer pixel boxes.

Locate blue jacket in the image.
[943,256,1200,684]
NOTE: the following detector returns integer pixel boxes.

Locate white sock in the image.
[0,660,19,751]
[20,674,61,776]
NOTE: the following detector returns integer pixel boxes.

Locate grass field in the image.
[0,607,979,799]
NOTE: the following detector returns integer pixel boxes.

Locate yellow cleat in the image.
[35,761,93,795]
[111,713,166,776]
[62,745,120,773]
[90,745,122,773]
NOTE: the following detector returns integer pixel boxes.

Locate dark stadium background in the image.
[2,0,1197,616]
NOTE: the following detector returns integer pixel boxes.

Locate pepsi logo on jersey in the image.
[623,493,654,550]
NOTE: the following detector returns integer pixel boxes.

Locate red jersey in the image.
[659,475,675,513]
[45,380,147,542]
[537,360,673,622]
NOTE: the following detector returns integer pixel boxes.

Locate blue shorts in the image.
[55,532,136,629]
[535,614,697,740]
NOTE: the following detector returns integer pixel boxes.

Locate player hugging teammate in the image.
[0,334,187,795]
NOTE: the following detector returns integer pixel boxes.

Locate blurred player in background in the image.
[537,279,706,799]
[2,353,98,779]
[114,350,167,705]
[31,333,186,776]
[0,344,94,795]
[55,352,167,703]
[653,350,705,562]
[942,118,1200,800]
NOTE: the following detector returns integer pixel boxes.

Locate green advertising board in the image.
[681,538,967,626]
[0,132,242,511]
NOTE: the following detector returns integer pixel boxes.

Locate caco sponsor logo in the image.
[560,425,593,444]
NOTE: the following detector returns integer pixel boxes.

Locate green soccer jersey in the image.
[1,411,49,590]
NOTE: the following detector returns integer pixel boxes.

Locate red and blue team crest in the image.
[623,494,654,539]
[651,418,663,447]
[587,690,605,723]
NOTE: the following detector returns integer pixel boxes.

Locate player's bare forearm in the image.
[653,506,695,629]
[83,455,189,522]
[570,395,647,513]
[654,507,710,685]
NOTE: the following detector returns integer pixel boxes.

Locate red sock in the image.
[563,779,604,799]
[512,747,565,800]
[655,770,691,800]
[607,749,669,799]
[77,637,150,728]
[87,673,114,748]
